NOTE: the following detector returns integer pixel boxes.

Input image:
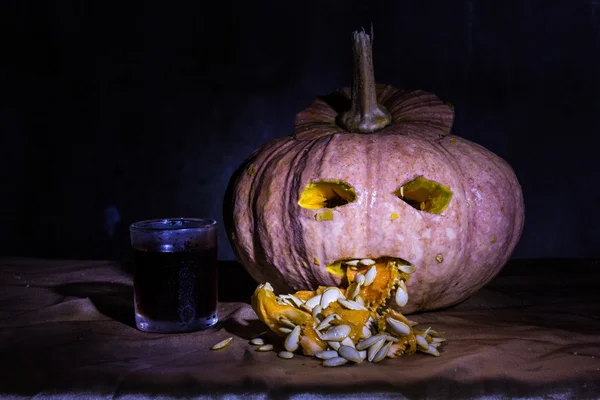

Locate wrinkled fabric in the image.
[0,257,599,399]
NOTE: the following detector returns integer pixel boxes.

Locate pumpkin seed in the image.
[278,327,292,334]
[399,264,416,274]
[256,344,274,352]
[367,337,386,362]
[278,351,294,359]
[356,334,386,351]
[286,294,305,308]
[317,314,340,331]
[361,325,372,339]
[339,345,362,363]
[395,280,408,307]
[304,294,322,310]
[364,265,377,286]
[420,344,440,357]
[407,319,419,326]
[320,324,351,341]
[372,340,394,363]
[345,260,360,266]
[415,334,429,350]
[263,282,274,291]
[284,325,301,352]
[327,341,341,350]
[431,337,446,343]
[338,298,368,311]
[316,350,339,360]
[341,337,355,348]
[383,334,399,343]
[355,273,366,286]
[355,295,365,306]
[320,287,344,309]
[322,356,349,367]
[311,304,323,320]
[210,337,233,350]
[250,338,265,346]
[299,304,312,313]
[279,317,296,329]
[359,350,367,360]
[359,258,376,266]
[347,282,361,300]
[386,317,411,336]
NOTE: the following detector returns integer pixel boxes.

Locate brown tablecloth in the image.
[0,257,599,399]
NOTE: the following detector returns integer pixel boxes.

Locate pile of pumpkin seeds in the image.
[211,258,445,366]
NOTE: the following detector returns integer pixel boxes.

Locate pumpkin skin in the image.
[224,86,524,314]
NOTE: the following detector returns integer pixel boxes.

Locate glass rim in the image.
[129,217,217,232]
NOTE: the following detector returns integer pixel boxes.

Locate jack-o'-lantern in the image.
[224,30,525,316]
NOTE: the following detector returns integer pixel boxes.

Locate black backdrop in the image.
[1,1,599,261]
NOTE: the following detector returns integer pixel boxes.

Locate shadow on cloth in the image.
[54,281,136,328]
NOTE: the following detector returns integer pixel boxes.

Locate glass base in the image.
[135,312,218,333]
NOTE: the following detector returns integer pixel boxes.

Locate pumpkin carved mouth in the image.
[326,257,415,312]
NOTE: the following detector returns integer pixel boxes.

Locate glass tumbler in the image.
[129,218,218,333]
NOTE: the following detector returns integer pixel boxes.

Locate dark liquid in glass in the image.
[133,245,218,332]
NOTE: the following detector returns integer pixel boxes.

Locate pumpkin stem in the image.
[336,28,392,133]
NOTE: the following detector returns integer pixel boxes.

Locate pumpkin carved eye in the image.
[394,176,453,214]
[298,181,357,210]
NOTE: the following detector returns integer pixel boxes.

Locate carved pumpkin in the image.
[224,30,524,314]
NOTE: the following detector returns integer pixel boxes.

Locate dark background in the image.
[1,1,599,262]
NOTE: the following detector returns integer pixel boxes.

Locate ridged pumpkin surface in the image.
[225,84,524,314]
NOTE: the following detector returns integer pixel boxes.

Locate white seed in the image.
[279,317,296,329]
[280,298,296,308]
[359,350,367,360]
[316,350,339,360]
[210,337,232,350]
[431,337,446,343]
[364,265,377,286]
[372,340,393,363]
[420,344,440,357]
[386,317,411,336]
[284,325,301,352]
[415,334,429,350]
[356,334,386,351]
[305,294,322,310]
[250,338,265,346]
[384,334,400,343]
[430,342,442,348]
[367,337,386,362]
[287,294,305,307]
[407,319,419,327]
[323,356,349,367]
[395,281,408,307]
[256,344,274,352]
[263,282,274,291]
[328,341,341,350]
[312,304,323,320]
[355,295,365,307]
[339,345,362,363]
[320,324,351,342]
[299,304,312,313]
[317,314,341,331]
[341,337,355,348]
[278,351,294,359]
[320,288,343,309]
[428,329,443,337]
[345,259,360,266]
[423,327,431,337]
[355,273,366,286]
[278,327,292,334]
[361,325,372,339]
[347,283,361,300]
[399,264,416,274]
[337,298,368,311]
[359,258,376,266]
